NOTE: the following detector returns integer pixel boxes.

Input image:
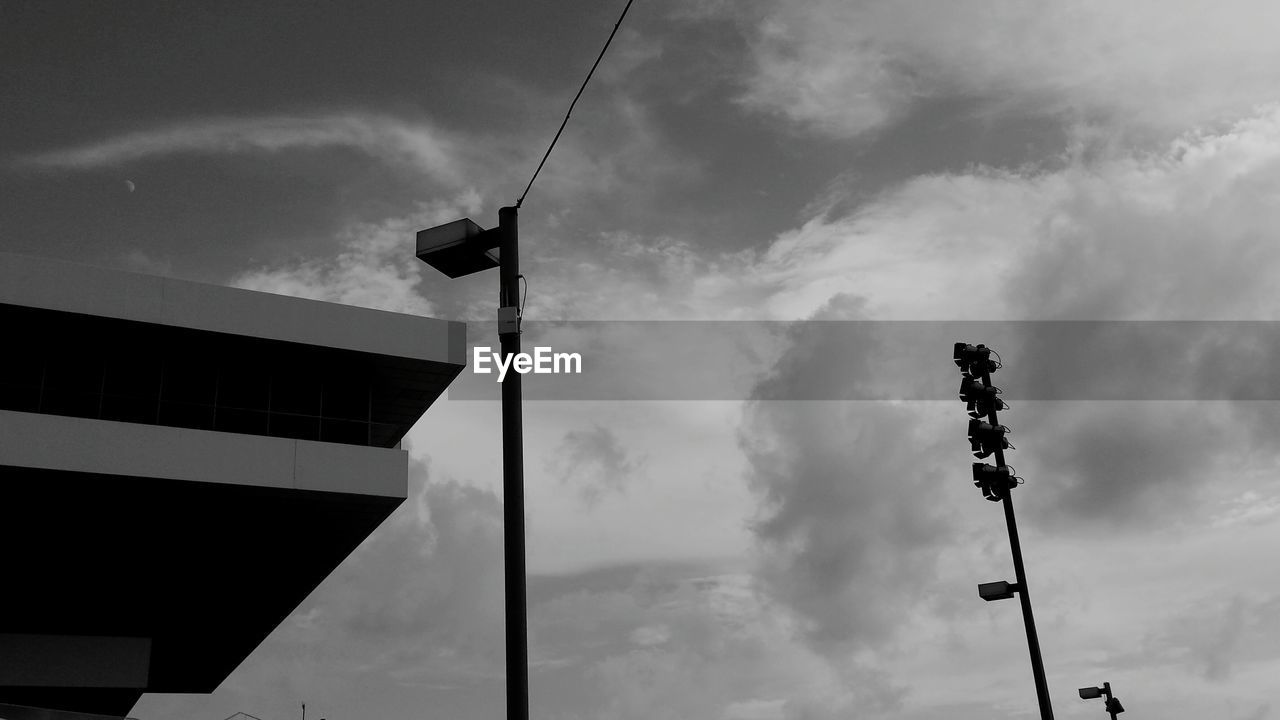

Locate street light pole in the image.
[1103,683,1119,720]
[497,206,528,720]
[1079,681,1124,718]
[415,207,528,720]
[981,363,1054,720]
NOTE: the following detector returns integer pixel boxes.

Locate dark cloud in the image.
[947,325,1280,534]
[1011,402,1226,532]
[548,424,644,507]
[528,566,905,720]
[1137,593,1280,682]
[740,294,957,652]
[1241,703,1272,720]
[302,459,507,682]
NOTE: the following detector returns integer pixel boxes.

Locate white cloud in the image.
[741,104,1280,322]
[628,623,671,646]
[231,192,481,315]
[115,89,1280,720]
[746,171,1051,320]
[20,114,465,184]
[733,0,1280,138]
[723,698,786,720]
[549,573,902,720]
[518,230,768,321]
[720,103,1280,714]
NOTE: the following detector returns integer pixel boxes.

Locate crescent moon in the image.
[124,180,136,192]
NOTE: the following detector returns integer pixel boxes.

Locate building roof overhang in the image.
[0,254,467,719]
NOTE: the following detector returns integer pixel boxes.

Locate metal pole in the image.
[1103,682,1117,720]
[984,366,1054,720]
[498,206,528,720]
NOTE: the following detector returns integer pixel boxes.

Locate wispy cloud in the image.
[739,103,1280,322]
[531,570,902,720]
[230,191,481,315]
[729,0,1280,138]
[1142,593,1280,681]
[20,114,464,185]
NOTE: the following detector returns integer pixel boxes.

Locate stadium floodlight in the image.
[967,419,1010,459]
[954,342,1000,378]
[979,580,1018,601]
[959,377,1005,419]
[1078,687,1102,699]
[953,343,1051,720]
[972,462,1016,502]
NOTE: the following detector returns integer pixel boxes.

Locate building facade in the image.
[0,253,465,720]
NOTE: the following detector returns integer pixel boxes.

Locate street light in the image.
[1078,682,1125,718]
[417,206,527,720]
[978,580,1019,601]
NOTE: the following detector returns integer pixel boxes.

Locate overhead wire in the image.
[514,0,637,209]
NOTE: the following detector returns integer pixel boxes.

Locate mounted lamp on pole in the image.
[416,207,527,720]
[1079,682,1125,719]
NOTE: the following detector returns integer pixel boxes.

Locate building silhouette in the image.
[0,253,465,720]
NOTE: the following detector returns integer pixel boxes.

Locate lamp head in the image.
[978,580,1016,601]
[959,377,1004,419]
[416,218,502,278]
[972,463,1014,502]
[967,419,1009,459]
[954,342,999,377]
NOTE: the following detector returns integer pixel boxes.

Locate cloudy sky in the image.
[6,1,1280,718]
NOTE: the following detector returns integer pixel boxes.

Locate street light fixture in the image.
[978,580,1019,601]
[416,218,502,278]
[1078,682,1125,718]
[417,206,528,720]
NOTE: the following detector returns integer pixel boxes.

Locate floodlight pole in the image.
[497,206,529,720]
[983,365,1054,720]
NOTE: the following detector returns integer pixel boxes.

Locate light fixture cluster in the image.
[955,343,1018,502]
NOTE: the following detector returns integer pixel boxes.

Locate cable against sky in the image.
[515,0,637,209]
